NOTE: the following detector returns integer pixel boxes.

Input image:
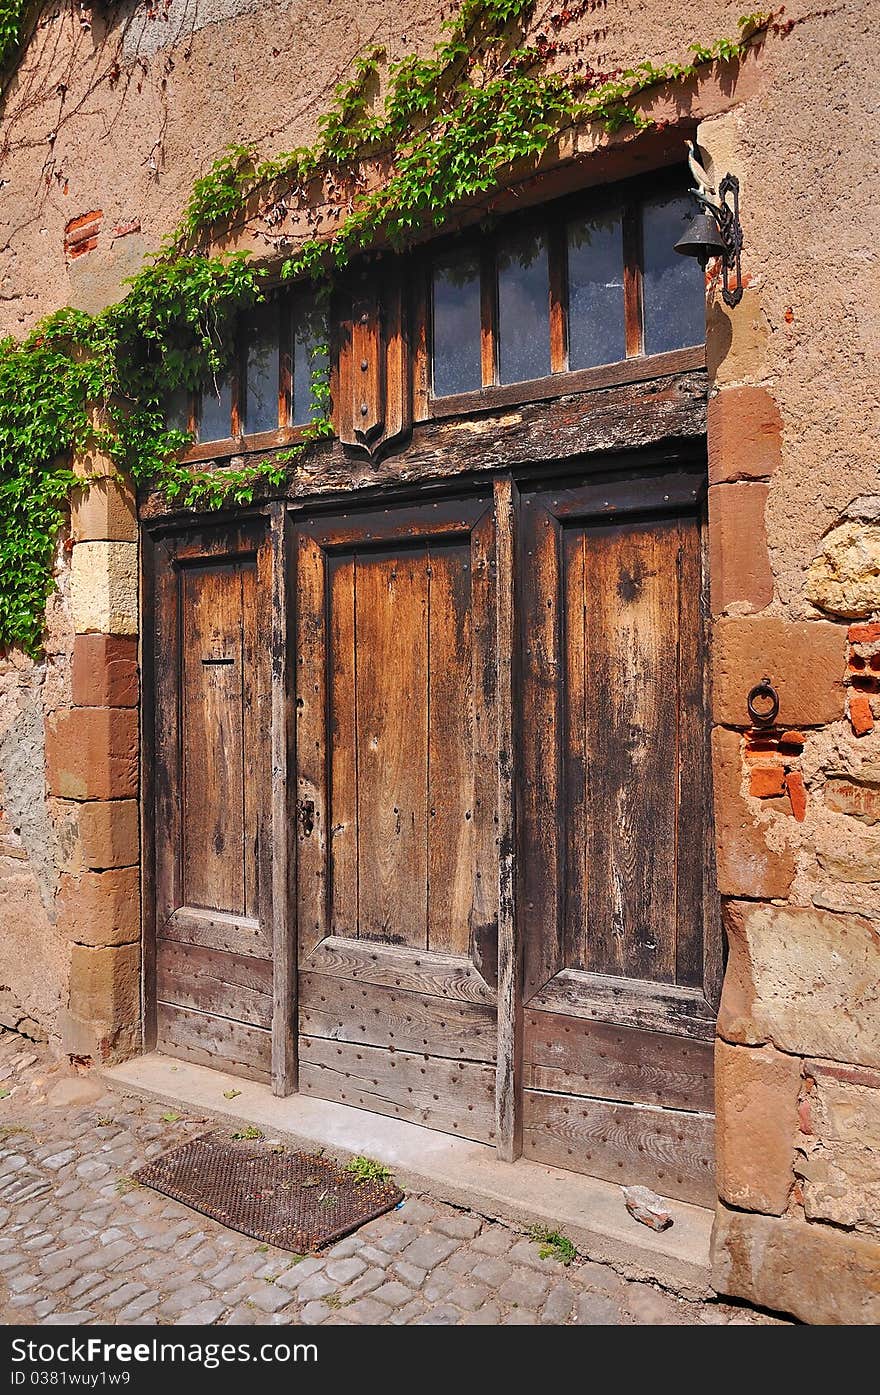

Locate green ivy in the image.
[0,0,27,78]
[0,3,771,653]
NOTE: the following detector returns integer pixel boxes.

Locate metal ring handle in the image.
[747,677,779,728]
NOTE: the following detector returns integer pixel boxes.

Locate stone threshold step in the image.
[102,1051,714,1299]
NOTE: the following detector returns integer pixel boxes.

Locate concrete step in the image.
[103,1051,714,1298]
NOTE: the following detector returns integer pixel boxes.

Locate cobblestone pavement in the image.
[0,1032,782,1327]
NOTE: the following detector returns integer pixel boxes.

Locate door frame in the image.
[141,441,716,1157]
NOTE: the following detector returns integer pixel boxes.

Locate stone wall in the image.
[0,0,878,1323]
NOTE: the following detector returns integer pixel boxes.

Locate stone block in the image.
[711,1205,880,1325]
[67,943,140,1028]
[712,616,845,727]
[77,800,139,869]
[711,727,795,899]
[705,289,770,388]
[806,522,880,619]
[708,482,774,614]
[715,1040,801,1215]
[58,868,140,946]
[796,1060,880,1233]
[70,479,137,544]
[707,386,782,485]
[718,900,880,1068]
[825,775,880,823]
[71,635,138,708]
[70,542,137,636]
[815,819,880,880]
[45,708,138,801]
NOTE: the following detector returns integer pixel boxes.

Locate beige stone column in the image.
[44,456,141,1062]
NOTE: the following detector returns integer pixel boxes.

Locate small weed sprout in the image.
[531,1225,577,1266]
[344,1155,393,1185]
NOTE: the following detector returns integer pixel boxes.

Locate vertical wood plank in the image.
[548,222,569,375]
[270,504,296,1096]
[356,548,429,946]
[295,531,328,962]
[427,540,474,954]
[562,530,588,970]
[583,519,679,983]
[469,506,498,988]
[675,515,708,990]
[328,554,359,938]
[494,476,520,1161]
[412,259,431,422]
[240,562,260,921]
[520,495,563,1001]
[181,564,245,916]
[622,201,644,359]
[480,245,496,389]
[278,300,292,430]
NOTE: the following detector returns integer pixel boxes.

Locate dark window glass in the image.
[165,387,190,434]
[567,211,625,370]
[642,193,705,355]
[432,253,482,396]
[199,374,233,443]
[292,296,328,426]
[243,301,279,435]
[497,227,550,384]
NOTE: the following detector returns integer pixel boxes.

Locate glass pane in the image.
[198,373,232,443]
[642,193,705,355]
[244,301,279,435]
[432,253,482,397]
[164,387,190,433]
[497,227,550,385]
[567,211,625,370]
[292,296,328,426]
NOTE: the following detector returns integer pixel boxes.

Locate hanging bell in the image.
[673,211,726,269]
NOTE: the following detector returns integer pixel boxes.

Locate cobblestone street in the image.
[0,1032,781,1327]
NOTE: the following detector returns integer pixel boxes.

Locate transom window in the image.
[168,293,327,446]
[429,175,705,401]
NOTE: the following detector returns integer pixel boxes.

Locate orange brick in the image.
[750,765,786,798]
[849,622,880,644]
[785,771,808,822]
[72,635,138,708]
[45,708,138,800]
[850,694,875,737]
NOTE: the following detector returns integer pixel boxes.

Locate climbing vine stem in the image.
[0,4,771,654]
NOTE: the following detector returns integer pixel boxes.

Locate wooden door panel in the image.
[522,1091,715,1206]
[180,562,256,919]
[299,1037,496,1140]
[149,521,273,1081]
[523,1010,714,1112]
[347,544,430,946]
[296,495,499,1144]
[519,464,717,1202]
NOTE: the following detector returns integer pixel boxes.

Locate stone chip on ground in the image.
[622,1185,673,1231]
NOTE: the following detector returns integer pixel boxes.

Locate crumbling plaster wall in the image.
[0,573,73,1042]
[0,0,878,1323]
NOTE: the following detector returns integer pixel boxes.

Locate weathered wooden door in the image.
[294,494,500,1143]
[519,463,718,1204]
[147,520,274,1081]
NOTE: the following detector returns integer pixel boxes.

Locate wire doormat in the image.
[134,1133,404,1252]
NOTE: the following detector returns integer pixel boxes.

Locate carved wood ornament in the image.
[336,258,412,461]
